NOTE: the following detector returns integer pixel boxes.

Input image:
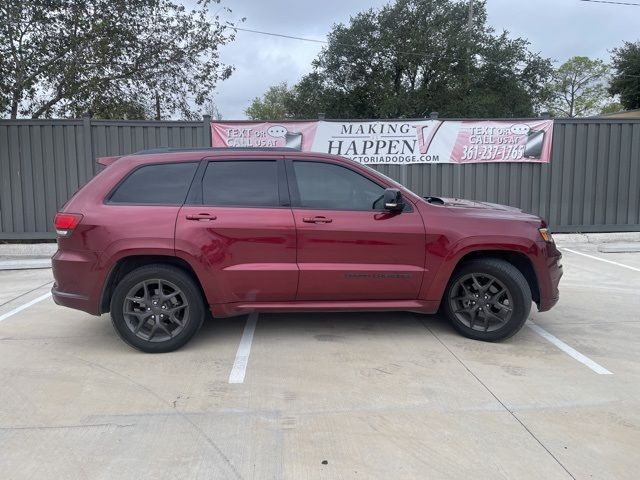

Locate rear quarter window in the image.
[108,162,198,205]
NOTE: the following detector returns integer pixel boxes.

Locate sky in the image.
[208,0,640,119]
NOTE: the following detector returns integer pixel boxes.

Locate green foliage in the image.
[543,56,611,117]
[245,82,295,120]
[600,101,624,115]
[248,0,552,119]
[0,0,242,119]
[609,41,640,110]
[88,98,150,120]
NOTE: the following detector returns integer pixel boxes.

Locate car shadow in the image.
[197,310,452,344]
[66,310,454,354]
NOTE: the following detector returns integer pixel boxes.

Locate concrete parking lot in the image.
[1,242,639,480]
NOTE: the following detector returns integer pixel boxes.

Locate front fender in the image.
[419,235,540,304]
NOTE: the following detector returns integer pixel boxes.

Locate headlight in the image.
[538,228,553,243]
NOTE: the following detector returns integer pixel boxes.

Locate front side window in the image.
[291,161,385,211]
[202,160,279,207]
[109,162,198,205]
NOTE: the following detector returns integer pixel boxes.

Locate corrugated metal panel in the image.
[1,117,639,238]
[371,119,640,233]
[0,118,207,238]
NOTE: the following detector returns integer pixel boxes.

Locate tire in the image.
[442,258,531,342]
[110,264,205,353]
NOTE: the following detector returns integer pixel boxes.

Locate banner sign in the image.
[211,119,553,164]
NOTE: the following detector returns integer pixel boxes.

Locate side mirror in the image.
[384,188,405,212]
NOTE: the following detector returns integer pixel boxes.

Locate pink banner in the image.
[211,119,554,164]
[212,121,318,150]
[416,120,553,163]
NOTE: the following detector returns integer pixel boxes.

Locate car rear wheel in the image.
[443,258,531,342]
[110,264,205,353]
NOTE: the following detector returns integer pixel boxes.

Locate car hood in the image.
[427,197,521,212]
[423,196,541,222]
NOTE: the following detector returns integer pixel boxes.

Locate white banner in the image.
[212,119,554,164]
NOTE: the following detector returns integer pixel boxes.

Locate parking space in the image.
[1,244,639,479]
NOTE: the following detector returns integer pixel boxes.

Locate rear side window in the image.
[108,162,198,205]
[202,161,279,207]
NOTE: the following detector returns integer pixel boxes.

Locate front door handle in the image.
[302,216,333,224]
[186,213,216,221]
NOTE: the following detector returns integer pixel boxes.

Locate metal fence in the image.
[0,116,210,239]
[0,116,638,238]
[373,118,640,233]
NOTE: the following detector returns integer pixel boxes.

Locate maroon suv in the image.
[52,148,562,352]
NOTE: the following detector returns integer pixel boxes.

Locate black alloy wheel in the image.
[443,259,532,342]
[123,279,189,342]
[110,264,205,353]
[448,273,513,333]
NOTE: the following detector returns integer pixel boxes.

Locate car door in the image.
[175,157,297,304]
[287,158,426,301]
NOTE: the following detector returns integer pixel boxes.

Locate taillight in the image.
[54,213,83,237]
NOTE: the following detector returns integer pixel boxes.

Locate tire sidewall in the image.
[443,259,531,342]
[110,265,205,353]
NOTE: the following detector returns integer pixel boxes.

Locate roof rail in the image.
[133,147,301,155]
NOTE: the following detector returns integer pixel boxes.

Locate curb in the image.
[597,243,640,253]
[553,232,640,245]
[0,243,57,256]
[0,257,52,271]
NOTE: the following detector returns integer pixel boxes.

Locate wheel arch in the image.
[99,255,206,314]
[451,250,540,306]
[422,236,543,310]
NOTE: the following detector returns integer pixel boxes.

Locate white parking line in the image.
[527,321,612,375]
[0,292,52,323]
[562,248,640,272]
[228,312,258,384]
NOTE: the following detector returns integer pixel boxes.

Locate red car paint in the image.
[52,150,562,318]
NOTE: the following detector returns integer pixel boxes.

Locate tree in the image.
[0,0,242,119]
[543,56,611,117]
[202,99,223,120]
[245,82,294,120]
[87,98,151,120]
[248,0,552,119]
[600,101,624,115]
[609,41,640,110]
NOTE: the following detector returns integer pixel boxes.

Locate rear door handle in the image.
[186,213,216,221]
[302,216,333,223]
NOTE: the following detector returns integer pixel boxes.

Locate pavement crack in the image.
[63,353,244,480]
[416,316,576,480]
[0,280,53,309]
[2,341,244,480]
[0,422,135,431]
[373,367,392,375]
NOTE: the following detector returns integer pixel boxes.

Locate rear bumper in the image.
[51,249,103,315]
[51,286,94,313]
[536,242,563,312]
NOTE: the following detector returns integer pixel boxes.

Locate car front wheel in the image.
[110,264,205,353]
[443,258,532,342]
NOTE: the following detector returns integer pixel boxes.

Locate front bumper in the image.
[536,241,563,312]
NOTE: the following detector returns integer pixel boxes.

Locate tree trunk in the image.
[10,89,20,119]
[31,90,64,119]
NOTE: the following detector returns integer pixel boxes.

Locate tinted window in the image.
[109,162,198,205]
[203,161,279,207]
[292,161,385,210]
